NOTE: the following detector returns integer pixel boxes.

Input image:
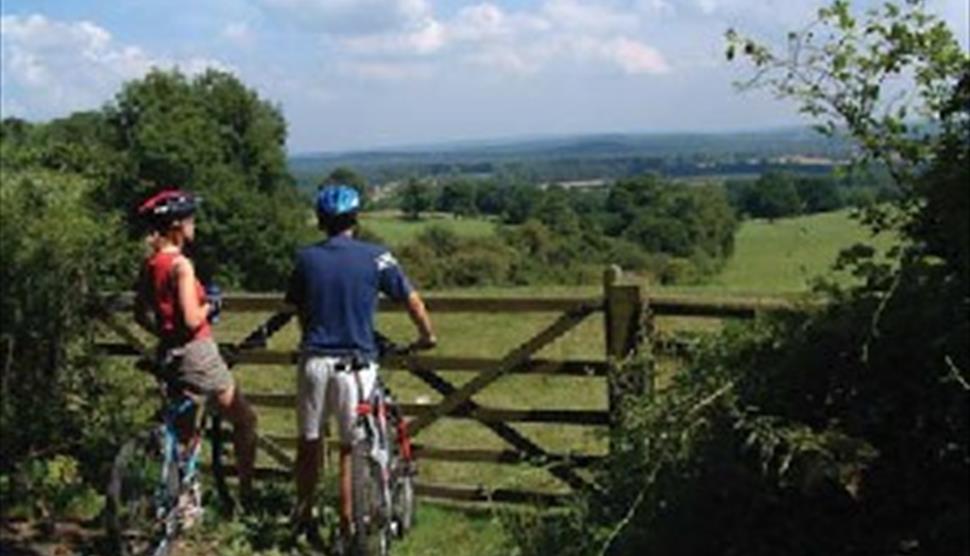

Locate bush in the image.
[508,2,969,553]
[0,170,146,502]
[397,226,518,288]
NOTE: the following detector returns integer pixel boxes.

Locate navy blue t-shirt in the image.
[285,235,413,359]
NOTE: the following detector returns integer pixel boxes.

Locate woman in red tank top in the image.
[133,189,257,504]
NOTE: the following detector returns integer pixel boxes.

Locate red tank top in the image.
[145,250,211,345]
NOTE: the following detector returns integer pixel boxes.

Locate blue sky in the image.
[2,0,966,153]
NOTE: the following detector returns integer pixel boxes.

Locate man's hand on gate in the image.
[412,334,437,351]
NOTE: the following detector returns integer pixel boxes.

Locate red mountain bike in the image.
[346,334,425,556]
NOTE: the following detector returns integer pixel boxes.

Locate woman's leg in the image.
[216,383,258,498]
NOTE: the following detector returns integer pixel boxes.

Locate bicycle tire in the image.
[351,441,390,556]
[392,470,415,536]
[105,428,179,556]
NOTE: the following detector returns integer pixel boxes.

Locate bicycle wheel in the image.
[351,441,390,556]
[392,467,415,537]
[389,422,416,536]
[105,428,179,556]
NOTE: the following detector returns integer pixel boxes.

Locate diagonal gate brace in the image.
[408,365,598,494]
[407,303,598,436]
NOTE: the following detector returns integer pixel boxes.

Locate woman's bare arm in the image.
[174,256,210,331]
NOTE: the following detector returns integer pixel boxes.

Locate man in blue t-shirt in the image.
[285,184,436,547]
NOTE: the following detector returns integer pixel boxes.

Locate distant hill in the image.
[289,127,851,189]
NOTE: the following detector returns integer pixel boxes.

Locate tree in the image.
[532,186,580,235]
[99,68,308,289]
[400,177,433,220]
[751,172,801,219]
[795,175,843,213]
[1,169,141,476]
[436,179,478,217]
[501,184,541,224]
[474,180,505,215]
[604,175,736,266]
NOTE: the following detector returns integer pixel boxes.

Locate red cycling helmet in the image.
[137,189,198,228]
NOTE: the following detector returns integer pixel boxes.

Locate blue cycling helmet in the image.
[316,184,360,216]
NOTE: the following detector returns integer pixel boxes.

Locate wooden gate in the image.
[94,266,793,505]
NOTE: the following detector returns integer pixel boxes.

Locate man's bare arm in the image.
[406,291,436,348]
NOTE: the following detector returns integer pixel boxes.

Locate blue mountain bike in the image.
[104,377,215,556]
[104,301,290,556]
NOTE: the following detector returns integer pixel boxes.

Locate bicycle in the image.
[344,333,426,556]
[104,304,292,556]
[104,360,216,556]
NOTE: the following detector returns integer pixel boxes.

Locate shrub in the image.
[0,170,145,499]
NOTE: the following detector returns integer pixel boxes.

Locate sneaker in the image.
[177,485,204,530]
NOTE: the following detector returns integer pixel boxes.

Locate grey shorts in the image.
[170,338,234,396]
[297,356,377,445]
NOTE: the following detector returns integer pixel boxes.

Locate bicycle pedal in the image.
[177,489,204,530]
[179,504,204,530]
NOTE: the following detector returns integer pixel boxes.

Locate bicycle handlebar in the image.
[374,331,435,359]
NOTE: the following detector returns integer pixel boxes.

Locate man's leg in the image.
[335,363,377,539]
[295,437,322,523]
[215,383,258,498]
[339,445,353,536]
[293,356,329,526]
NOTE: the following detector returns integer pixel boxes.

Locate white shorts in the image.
[297,356,377,445]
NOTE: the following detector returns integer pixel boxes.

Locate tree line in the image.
[374,174,738,288]
[725,168,897,219]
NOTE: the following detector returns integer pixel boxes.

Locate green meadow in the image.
[708,209,895,294]
[362,208,895,295]
[360,211,498,246]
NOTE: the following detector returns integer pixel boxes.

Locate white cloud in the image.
[339,60,435,80]
[465,47,538,75]
[331,0,669,78]
[695,0,718,15]
[541,0,640,34]
[221,21,253,45]
[450,3,550,42]
[342,17,445,56]
[259,0,432,35]
[603,37,670,74]
[0,14,232,119]
[636,0,676,16]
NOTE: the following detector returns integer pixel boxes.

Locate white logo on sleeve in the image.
[376,252,399,271]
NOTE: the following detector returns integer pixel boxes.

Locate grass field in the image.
[361,208,894,295]
[708,209,895,294]
[99,209,894,555]
[360,211,497,247]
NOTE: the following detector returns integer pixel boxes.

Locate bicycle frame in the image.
[161,393,205,494]
[155,387,207,535]
[348,361,416,550]
[352,370,393,507]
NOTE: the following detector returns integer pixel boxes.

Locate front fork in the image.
[160,399,205,522]
[354,372,394,514]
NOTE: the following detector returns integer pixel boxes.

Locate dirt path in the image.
[0,520,104,556]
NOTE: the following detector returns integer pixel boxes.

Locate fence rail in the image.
[95,266,795,507]
[96,342,611,376]
[99,291,796,317]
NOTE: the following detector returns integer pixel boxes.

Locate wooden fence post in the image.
[604,266,649,454]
